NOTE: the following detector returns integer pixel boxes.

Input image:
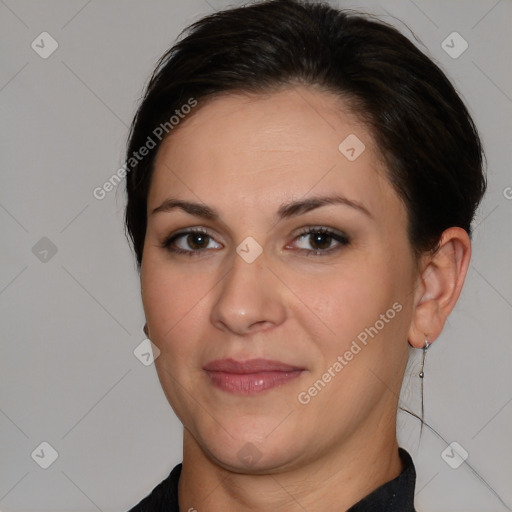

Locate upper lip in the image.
[203,358,304,374]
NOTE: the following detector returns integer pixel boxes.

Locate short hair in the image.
[125,0,486,267]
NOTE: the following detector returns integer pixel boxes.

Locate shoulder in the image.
[127,463,182,512]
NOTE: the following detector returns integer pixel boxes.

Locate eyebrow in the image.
[151,194,372,220]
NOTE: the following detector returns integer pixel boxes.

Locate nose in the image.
[210,250,287,336]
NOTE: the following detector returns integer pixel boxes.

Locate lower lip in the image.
[205,370,304,395]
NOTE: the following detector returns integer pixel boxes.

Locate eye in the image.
[290,227,350,255]
[161,226,349,257]
[161,228,222,256]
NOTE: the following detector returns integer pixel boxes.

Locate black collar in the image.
[347,448,416,511]
[128,448,416,511]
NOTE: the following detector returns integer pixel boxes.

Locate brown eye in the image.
[291,227,350,255]
[309,232,334,250]
[162,228,222,255]
[186,233,210,250]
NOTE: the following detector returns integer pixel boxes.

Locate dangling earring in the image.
[419,337,430,432]
[419,338,429,379]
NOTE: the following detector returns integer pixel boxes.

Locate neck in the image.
[178,424,402,512]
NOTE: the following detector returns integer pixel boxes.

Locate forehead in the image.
[149,86,400,221]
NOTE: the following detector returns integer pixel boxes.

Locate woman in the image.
[125,0,485,510]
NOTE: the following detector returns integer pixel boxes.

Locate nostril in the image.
[248,320,274,332]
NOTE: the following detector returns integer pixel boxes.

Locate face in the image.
[141,86,419,473]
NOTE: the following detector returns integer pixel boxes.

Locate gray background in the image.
[1,0,511,510]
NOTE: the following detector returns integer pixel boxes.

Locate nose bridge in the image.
[210,248,286,334]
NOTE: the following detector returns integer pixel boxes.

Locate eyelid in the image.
[293,225,348,239]
[166,226,214,240]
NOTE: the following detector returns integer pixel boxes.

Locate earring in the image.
[419,337,429,379]
[419,336,430,431]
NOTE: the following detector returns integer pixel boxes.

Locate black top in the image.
[128,448,416,511]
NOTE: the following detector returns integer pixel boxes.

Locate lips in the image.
[204,358,303,373]
[203,358,305,395]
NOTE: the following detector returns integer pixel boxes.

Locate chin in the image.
[208,443,300,475]
[194,419,308,474]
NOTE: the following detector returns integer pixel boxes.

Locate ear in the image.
[408,227,471,348]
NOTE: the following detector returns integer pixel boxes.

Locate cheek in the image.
[142,263,214,418]
[291,262,396,341]
[287,254,414,390]
[141,260,211,351]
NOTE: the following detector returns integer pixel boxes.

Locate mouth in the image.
[203,358,305,395]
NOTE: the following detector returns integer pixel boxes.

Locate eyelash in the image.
[161,226,350,257]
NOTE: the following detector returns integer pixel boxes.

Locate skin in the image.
[140,85,471,511]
